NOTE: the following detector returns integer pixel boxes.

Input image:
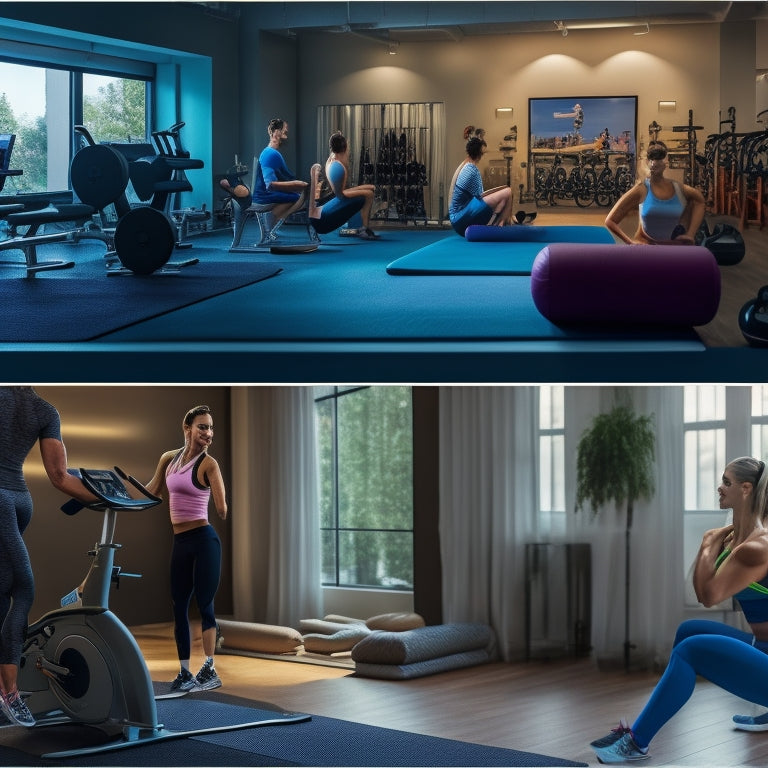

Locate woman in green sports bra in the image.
[591,456,768,764]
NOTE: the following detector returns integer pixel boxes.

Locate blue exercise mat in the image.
[386,226,615,275]
[386,237,546,276]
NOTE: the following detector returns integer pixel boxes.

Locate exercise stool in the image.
[226,157,320,251]
[231,199,279,249]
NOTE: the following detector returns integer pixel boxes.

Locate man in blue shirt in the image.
[253,119,309,238]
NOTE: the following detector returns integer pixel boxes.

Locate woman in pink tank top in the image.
[146,405,228,693]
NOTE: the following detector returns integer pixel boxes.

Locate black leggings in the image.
[170,525,221,661]
[0,488,34,666]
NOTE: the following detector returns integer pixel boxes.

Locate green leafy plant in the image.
[575,401,656,669]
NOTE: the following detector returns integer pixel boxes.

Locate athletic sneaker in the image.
[733,711,768,731]
[169,668,198,692]
[195,660,222,691]
[1,691,35,727]
[593,732,650,764]
[590,719,632,748]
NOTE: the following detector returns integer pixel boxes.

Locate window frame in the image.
[315,385,415,591]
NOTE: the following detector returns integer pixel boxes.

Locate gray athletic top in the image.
[0,387,61,491]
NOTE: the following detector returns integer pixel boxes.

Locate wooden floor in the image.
[135,623,768,767]
[534,206,767,349]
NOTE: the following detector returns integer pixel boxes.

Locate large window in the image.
[0,61,149,194]
[683,385,726,512]
[315,386,414,590]
[752,385,768,458]
[681,385,760,607]
[538,385,566,537]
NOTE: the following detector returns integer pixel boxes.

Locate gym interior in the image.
[0,2,767,382]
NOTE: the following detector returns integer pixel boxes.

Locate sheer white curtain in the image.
[230,387,322,627]
[566,387,684,667]
[438,385,685,667]
[438,386,538,661]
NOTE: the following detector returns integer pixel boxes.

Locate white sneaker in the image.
[1,692,35,727]
[733,711,768,731]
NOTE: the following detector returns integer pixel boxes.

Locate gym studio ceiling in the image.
[198,1,768,42]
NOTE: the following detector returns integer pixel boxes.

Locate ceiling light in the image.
[388,41,399,55]
[633,22,650,36]
[554,20,568,37]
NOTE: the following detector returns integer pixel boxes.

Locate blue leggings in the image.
[310,195,365,235]
[0,489,34,666]
[170,525,221,661]
[632,619,768,748]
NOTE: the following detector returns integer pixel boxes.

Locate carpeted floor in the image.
[0,688,588,767]
[3,222,760,384]
[0,238,281,342]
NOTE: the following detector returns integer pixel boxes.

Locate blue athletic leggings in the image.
[632,619,768,748]
[0,488,34,666]
[311,195,365,234]
[170,525,221,661]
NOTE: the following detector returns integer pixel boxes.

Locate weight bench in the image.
[0,204,96,276]
[0,133,95,277]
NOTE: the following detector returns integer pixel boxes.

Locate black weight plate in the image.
[70,145,130,209]
[114,207,174,274]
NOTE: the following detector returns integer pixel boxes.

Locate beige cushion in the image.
[299,618,361,635]
[217,619,303,655]
[365,612,426,631]
[302,625,372,653]
[322,614,366,625]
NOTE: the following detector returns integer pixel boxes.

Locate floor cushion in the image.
[465,223,615,243]
[365,612,426,631]
[352,623,494,666]
[299,618,363,635]
[354,648,493,680]
[530,242,721,326]
[217,619,304,655]
[352,622,496,680]
[302,625,372,653]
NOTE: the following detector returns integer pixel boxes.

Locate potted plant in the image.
[575,399,655,671]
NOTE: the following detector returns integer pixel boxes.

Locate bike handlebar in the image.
[61,467,161,515]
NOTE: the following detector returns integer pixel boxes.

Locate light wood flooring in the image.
[533,206,767,349]
[134,623,768,767]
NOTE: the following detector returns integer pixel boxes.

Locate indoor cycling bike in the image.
[10,466,309,759]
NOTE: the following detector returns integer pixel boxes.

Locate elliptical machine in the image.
[13,466,309,759]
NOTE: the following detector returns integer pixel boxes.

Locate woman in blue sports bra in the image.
[308,131,379,241]
[592,456,768,763]
[605,141,705,245]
